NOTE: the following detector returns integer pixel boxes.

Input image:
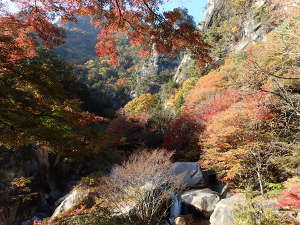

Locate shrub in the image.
[277,185,300,209]
[123,94,158,114]
[183,72,225,107]
[93,149,183,225]
[162,114,203,161]
[107,115,145,150]
[51,213,132,225]
[265,183,284,196]
[164,77,198,111]
[234,199,300,225]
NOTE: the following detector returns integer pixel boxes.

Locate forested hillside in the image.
[0,0,300,225]
[53,17,98,64]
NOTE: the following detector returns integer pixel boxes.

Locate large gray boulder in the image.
[171,162,205,187]
[297,212,300,222]
[210,194,245,225]
[50,187,88,220]
[181,188,220,215]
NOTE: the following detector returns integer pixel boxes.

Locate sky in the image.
[161,0,208,24]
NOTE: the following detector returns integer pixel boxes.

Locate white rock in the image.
[204,0,226,28]
[50,188,87,220]
[173,53,193,84]
[210,194,245,225]
[181,188,220,215]
[296,212,300,222]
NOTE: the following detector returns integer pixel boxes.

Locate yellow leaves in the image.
[165,77,198,109]
[11,177,31,188]
[120,136,127,144]
[284,177,300,190]
[197,72,225,89]
[231,26,240,33]
[233,0,248,6]
[123,94,158,114]
[200,146,245,182]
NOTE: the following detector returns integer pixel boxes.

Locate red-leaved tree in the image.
[277,185,300,209]
[1,0,211,66]
[163,114,203,160]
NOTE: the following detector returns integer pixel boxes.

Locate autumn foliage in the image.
[123,94,158,115]
[163,114,202,149]
[174,19,300,184]
[0,5,65,65]
[277,185,300,209]
[0,0,211,66]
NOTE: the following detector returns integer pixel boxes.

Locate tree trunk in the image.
[256,170,264,195]
[35,146,60,195]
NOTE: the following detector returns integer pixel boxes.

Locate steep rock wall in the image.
[204,0,280,59]
[204,0,226,29]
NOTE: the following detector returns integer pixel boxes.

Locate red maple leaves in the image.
[277,185,300,209]
[198,90,241,121]
[0,4,65,66]
[1,0,211,67]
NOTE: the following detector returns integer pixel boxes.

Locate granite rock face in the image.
[204,0,226,29]
[181,188,220,215]
[204,0,276,53]
[210,194,245,225]
[173,53,193,84]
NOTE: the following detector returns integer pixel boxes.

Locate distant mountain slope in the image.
[53,17,98,64]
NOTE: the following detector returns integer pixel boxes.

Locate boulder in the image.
[181,188,220,215]
[297,212,300,222]
[174,216,186,225]
[174,214,203,225]
[50,187,88,220]
[210,194,245,225]
[171,162,205,188]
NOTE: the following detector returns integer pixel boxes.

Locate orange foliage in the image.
[244,92,277,122]
[197,89,241,121]
[183,72,225,107]
[0,11,65,66]
[115,78,126,86]
[70,205,86,216]
[79,113,108,126]
[199,91,277,182]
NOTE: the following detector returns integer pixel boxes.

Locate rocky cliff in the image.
[205,0,281,59]
[175,0,278,84]
[204,0,225,29]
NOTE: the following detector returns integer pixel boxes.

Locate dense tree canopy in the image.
[0,49,105,152]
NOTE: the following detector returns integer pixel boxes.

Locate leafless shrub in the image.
[95,149,183,225]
